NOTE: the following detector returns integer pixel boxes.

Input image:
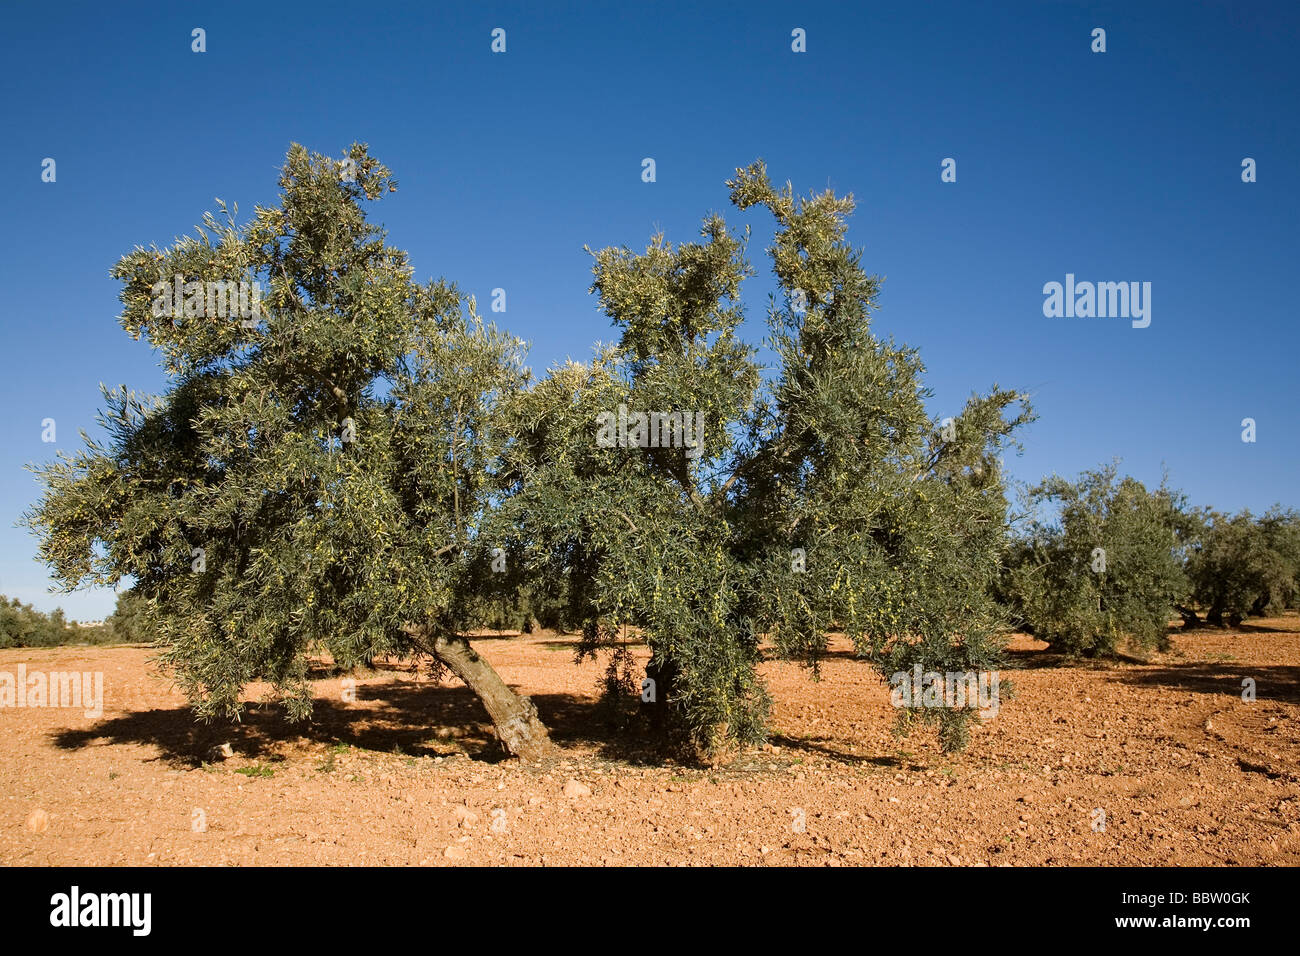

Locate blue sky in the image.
[2,0,1297,618]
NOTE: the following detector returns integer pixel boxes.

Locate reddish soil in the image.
[3,616,1299,866]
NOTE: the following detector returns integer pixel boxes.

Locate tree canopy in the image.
[24,144,552,757]
[507,160,1033,755]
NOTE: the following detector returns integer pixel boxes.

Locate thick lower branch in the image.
[405,623,553,761]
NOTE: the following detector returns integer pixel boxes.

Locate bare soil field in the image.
[3,616,1299,866]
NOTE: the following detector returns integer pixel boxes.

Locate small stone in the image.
[453,805,479,828]
[490,809,508,833]
[564,779,591,798]
[208,743,234,761]
[26,809,49,833]
[443,845,468,860]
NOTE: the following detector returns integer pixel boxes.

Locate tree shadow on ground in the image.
[766,733,905,768]
[1003,644,1166,669]
[48,678,675,768]
[1001,646,1087,670]
[1112,663,1300,703]
[792,648,872,662]
[1229,622,1298,636]
[1178,622,1296,636]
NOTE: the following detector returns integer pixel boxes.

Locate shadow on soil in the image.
[55,634,1298,770]
[48,678,673,768]
[1003,638,1300,703]
[48,678,889,770]
[766,733,907,768]
[1212,622,1297,636]
[1112,663,1300,703]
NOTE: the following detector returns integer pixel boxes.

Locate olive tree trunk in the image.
[407,624,554,761]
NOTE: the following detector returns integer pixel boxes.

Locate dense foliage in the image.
[998,466,1300,654]
[506,161,1032,755]
[103,589,155,644]
[0,596,70,648]
[1001,465,1191,656]
[1183,507,1300,626]
[24,144,552,758]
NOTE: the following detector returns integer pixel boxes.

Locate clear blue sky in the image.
[2,0,1297,618]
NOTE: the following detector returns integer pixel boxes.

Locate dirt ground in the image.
[3,615,1299,866]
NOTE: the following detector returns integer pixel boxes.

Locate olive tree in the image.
[1001,464,1188,656]
[24,144,553,759]
[1184,507,1300,626]
[507,161,1032,755]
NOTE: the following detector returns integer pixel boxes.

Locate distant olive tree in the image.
[104,589,154,644]
[0,596,69,649]
[1001,464,1188,656]
[1184,507,1300,626]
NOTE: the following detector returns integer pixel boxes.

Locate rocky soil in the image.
[3,615,1298,866]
